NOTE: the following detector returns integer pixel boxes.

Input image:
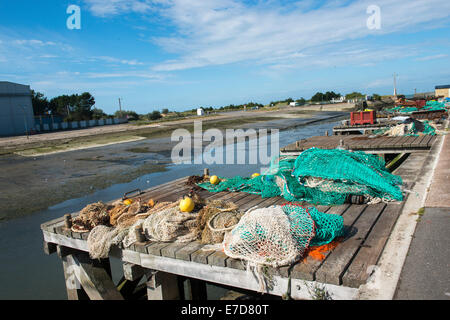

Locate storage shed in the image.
[0,81,34,136]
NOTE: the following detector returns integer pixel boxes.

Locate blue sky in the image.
[0,0,449,114]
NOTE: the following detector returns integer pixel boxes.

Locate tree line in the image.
[31,88,373,123]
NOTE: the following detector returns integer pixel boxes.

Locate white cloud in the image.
[13,39,56,46]
[83,0,155,17]
[79,0,450,72]
[415,54,448,61]
[95,56,144,65]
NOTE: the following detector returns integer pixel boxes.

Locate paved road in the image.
[395,133,450,300]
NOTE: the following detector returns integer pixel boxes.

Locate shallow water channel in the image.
[0,118,343,299]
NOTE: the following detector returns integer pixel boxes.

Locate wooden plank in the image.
[207,250,229,267]
[161,242,190,259]
[290,204,364,281]
[410,135,427,148]
[342,202,403,287]
[175,241,205,261]
[61,255,89,300]
[40,216,65,233]
[146,242,173,256]
[314,203,386,286]
[190,246,215,265]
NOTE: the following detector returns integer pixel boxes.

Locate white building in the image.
[0,81,35,136]
[197,108,205,116]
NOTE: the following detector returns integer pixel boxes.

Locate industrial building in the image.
[0,81,35,136]
[435,85,450,98]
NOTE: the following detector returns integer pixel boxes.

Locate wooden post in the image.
[57,245,122,300]
[204,168,210,177]
[64,214,72,229]
[133,226,145,243]
[146,271,180,300]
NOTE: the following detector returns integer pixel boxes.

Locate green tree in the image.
[72,92,95,120]
[31,90,49,115]
[162,108,169,115]
[115,110,139,121]
[91,108,107,119]
[147,110,162,120]
[295,98,306,105]
[345,92,365,100]
[311,92,325,102]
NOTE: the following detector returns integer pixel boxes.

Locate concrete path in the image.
[395,133,450,300]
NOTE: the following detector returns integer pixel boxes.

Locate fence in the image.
[33,117,128,133]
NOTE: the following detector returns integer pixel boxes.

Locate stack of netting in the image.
[422,101,446,112]
[223,203,345,290]
[198,148,403,205]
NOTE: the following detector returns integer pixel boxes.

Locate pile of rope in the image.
[72,193,242,259]
[71,202,113,233]
[196,200,242,244]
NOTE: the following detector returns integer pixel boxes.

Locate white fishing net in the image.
[142,207,199,243]
[223,206,315,268]
[87,225,128,259]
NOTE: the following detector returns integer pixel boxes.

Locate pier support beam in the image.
[146,271,180,300]
[58,245,123,300]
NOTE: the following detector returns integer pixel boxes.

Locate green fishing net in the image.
[198,148,403,205]
[281,203,345,246]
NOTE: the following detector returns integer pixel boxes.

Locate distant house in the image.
[197,108,205,116]
[0,81,35,136]
[435,85,450,98]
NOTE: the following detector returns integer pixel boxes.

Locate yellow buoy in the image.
[251,173,260,178]
[210,175,220,185]
[123,198,133,206]
[179,196,195,213]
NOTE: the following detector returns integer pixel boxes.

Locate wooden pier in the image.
[280,134,437,155]
[332,121,399,135]
[40,141,438,300]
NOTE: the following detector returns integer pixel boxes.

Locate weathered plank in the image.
[66,252,124,300]
[314,203,386,286]
[290,204,364,281]
[175,241,205,261]
[341,202,403,287]
[207,250,229,267]
[146,242,173,256]
[161,242,190,259]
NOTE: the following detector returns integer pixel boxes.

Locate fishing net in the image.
[223,206,315,268]
[196,200,242,244]
[293,148,403,204]
[71,201,113,233]
[198,148,403,205]
[422,101,446,111]
[87,225,128,259]
[281,203,345,246]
